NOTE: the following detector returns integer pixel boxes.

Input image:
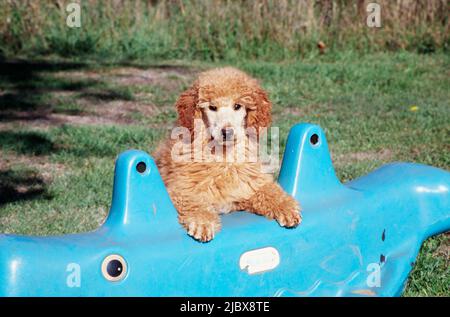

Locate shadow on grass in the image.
[0,170,52,207]
[79,90,134,102]
[0,131,57,156]
[0,59,135,119]
[0,59,88,118]
[0,58,192,160]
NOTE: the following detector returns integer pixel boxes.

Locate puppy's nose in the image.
[221,128,234,141]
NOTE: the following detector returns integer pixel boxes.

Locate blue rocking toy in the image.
[0,123,449,296]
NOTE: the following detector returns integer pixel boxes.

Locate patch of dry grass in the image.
[0,0,448,60]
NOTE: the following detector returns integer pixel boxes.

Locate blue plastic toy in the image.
[1,123,449,297]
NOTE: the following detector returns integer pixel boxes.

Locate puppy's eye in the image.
[234,104,242,111]
[209,105,217,111]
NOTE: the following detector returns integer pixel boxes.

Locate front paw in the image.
[275,201,302,228]
[185,218,220,242]
[187,220,217,242]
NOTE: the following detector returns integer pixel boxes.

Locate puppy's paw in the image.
[275,200,302,228]
[186,219,220,242]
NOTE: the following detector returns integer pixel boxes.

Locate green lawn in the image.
[0,52,448,296]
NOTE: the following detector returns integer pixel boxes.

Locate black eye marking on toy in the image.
[310,133,319,145]
[136,161,146,174]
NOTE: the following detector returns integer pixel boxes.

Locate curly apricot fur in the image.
[154,67,301,242]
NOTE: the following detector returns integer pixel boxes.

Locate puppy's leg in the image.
[238,182,301,228]
[169,191,221,242]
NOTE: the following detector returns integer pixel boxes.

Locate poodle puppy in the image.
[154,67,301,242]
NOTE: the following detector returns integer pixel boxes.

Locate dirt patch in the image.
[434,232,450,261]
[54,66,195,91]
[333,149,394,167]
[111,67,166,82]
[85,100,157,123]
[0,109,127,129]
[50,113,128,125]
[109,67,195,91]
[52,70,103,81]
[0,93,158,129]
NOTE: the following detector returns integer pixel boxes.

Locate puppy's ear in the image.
[246,86,272,134]
[176,82,202,134]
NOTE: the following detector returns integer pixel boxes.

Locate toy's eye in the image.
[102,254,127,282]
[310,133,319,146]
[136,161,146,174]
[208,105,217,111]
[234,104,242,111]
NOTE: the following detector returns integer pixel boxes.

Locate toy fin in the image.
[278,123,346,204]
[104,150,179,233]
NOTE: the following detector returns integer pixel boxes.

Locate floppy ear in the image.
[246,86,272,134]
[176,83,202,134]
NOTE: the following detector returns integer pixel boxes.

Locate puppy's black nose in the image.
[221,128,234,141]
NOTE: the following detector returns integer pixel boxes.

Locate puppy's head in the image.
[176,67,272,145]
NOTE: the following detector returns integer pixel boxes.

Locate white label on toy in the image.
[239,247,280,274]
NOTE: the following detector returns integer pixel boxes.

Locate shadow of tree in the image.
[0,60,90,119]
[79,90,134,102]
[0,131,57,155]
[0,169,52,207]
[0,59,86,83]
[0,92,51,111]
[0,59,135,120]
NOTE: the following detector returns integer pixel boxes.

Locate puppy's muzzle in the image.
[221,128,234,141]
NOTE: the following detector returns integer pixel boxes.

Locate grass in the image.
[0,51,448,296]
